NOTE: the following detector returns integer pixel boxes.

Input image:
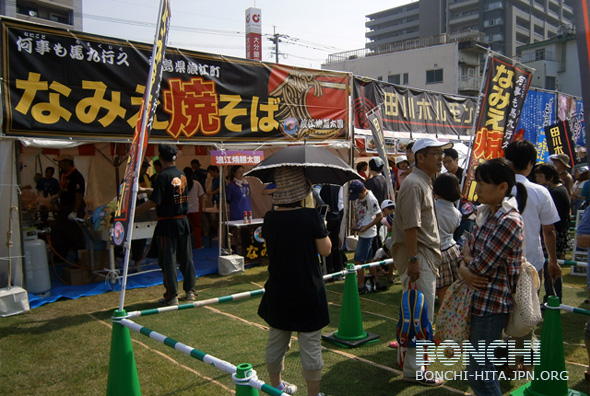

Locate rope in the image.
[45,233,94,287]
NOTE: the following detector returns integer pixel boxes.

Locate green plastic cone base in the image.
[106,310,141,396]
[234,363,259,396]
[510,297,587,396]
[322,263,380,348]
[322,330,380,348]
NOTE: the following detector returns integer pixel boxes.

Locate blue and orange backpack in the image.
[396,282,433,368]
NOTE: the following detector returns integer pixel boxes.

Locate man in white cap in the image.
[391,137,452,387]
[549,153,574,198]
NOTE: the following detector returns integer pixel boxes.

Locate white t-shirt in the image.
[187,181,205,213]
[435,199,461,250]
[354,189,381,238]
[514,174,560,271]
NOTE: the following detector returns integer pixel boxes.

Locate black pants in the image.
[325,214,344,274]
[156,234,196,300]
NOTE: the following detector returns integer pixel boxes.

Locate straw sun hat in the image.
[272,166,311,205]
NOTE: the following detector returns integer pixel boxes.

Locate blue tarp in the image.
[28,246,219,309]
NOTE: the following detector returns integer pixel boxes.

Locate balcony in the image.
[449,0,479,10]
[449,13,479,26]
[458,76,482,94]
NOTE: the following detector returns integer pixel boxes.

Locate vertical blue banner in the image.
[516,89,556,162]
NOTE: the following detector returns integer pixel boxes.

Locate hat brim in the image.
[413,141,453,154]
[550,156,571,168]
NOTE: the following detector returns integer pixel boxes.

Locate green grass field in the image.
[1,263,590,396]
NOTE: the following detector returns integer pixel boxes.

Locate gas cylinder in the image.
[24,230,51,296]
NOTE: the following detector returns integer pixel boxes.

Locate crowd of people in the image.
[343,138,585,394]
[30,138,590,396]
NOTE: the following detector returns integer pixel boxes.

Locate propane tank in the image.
[23,229,51,296]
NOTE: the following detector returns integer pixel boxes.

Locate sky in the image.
[82,0,414,69]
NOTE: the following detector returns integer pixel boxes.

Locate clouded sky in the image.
[83,0,412,69]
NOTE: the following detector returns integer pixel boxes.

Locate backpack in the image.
[396,282,434,347]
[396,282,433,367]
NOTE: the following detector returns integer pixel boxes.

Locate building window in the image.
[16,5,38,17]
[50,11,71,25]
[377,76,383,81]
[388,74,401,84]
[535,49,545,61]
[485,2,503,11]
[403,73,409,85]
[545,76,556,90]
[426,69,443,84]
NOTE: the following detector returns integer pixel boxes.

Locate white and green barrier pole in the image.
[547,259,587,267]
[126,288,265,318]
[322,259,394,281]
[117,317,289,396]
[545,303,590,316]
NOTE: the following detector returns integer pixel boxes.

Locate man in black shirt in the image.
[50,154,86,261]
[137,145,197,306]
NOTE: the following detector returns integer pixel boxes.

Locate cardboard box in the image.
[63,267,94,285]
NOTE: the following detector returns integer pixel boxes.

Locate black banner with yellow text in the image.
[353,77,476,136]
[462,56,532,200]
[2,19,350,142]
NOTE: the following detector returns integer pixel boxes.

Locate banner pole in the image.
[115,0,171,312]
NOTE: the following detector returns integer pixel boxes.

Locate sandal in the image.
[403,373,444,387]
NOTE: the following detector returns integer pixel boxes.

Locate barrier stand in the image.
[234,363,261,396]
[118,317,288,396]
[322,262,380,348]
[510,296,587,396]
[106,310,141,396]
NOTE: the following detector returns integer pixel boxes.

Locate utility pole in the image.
[268,26,289,64]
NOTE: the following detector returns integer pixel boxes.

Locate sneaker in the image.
[388,340,399,348]
[358,285,370,295]
[374,282,387,292]
[185,291,197,301]
[158,296,178,306]
[278,381,298,395]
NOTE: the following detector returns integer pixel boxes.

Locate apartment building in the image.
[365,0,574,57]
[0,0,82,31]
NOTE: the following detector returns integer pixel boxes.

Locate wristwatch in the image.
[408,255,418,263]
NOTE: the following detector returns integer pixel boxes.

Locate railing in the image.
[325,31,487,64]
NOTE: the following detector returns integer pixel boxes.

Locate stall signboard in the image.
[352,77,476,136]
[2,19,350,142]
[211,150,264,165]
